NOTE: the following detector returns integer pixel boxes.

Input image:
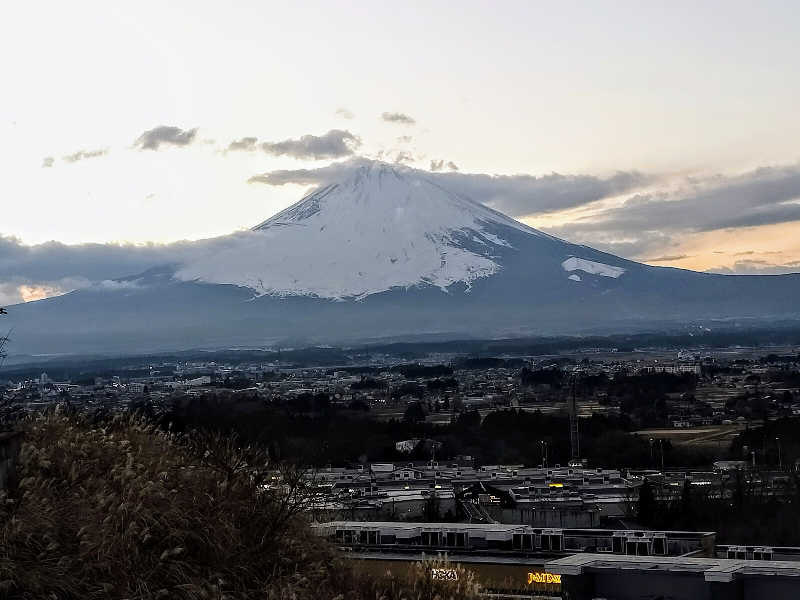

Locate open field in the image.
[633,424,749,450]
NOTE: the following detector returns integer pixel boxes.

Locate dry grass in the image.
[0,411,482,600]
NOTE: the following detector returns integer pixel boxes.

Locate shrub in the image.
[0,411,482,600]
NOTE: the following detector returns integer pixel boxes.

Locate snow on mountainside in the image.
[562,257,626,279]
[176,162,559,299]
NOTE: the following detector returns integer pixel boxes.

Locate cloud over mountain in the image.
[260,129,361,160]
[247,159,650,216]
[430,159,459,172]
[0,234,235,305]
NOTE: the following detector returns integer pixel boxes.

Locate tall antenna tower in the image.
[0,308,8,369]
[569,376,580,461]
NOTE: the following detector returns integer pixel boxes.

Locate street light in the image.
[776,437,782,471]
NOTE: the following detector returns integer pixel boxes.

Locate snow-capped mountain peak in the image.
[176,162,552,299]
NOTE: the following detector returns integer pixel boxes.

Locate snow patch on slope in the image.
[562,257,626,279]
[176,163,527,299]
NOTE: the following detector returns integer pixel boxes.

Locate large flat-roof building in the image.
[319,521,800,598]
[314,521,715,558]
[547,553,800,600]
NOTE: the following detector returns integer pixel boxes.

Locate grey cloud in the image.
[134,125,198,150]
[382,112,416,125]
[248,168,323,186]
[62,148,108,163]
[41,157,54,168]
[557,230,678,260]
[393,151,415,165]
[416,170,649,217]
[708,260,800,275]
[0,281,25,305]
[0,234,250,306]
[227,137,259,152]
[430,160,459,172]
[0,276,91,306]
[261,130,360,160]
[336,107,354,119]
[246,159,371,185]
[0,235,188,283]
[248,158,649,216]
[545,163,800,260]
[583,165,800,234]
[645,254,692,263]
[396,135,413,144]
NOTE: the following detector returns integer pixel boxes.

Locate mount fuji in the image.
[6,162,800,354]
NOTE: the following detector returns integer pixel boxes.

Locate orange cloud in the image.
[19,284,64,302]
[641,221,800,272]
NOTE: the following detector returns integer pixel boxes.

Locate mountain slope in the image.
[175,162,564,299]
[5,162,800,354]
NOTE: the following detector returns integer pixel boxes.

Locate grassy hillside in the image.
[0,412,480,600]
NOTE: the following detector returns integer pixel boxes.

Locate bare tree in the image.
[0,309,17,428]
[186,429,323,547]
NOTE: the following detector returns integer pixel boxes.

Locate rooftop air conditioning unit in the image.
[753,547,773,561]
[727,546,747,560]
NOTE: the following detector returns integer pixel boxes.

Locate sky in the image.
[2,0,800,304]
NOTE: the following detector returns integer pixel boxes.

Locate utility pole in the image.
[776,437,782,471]
[0,307,8,369]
